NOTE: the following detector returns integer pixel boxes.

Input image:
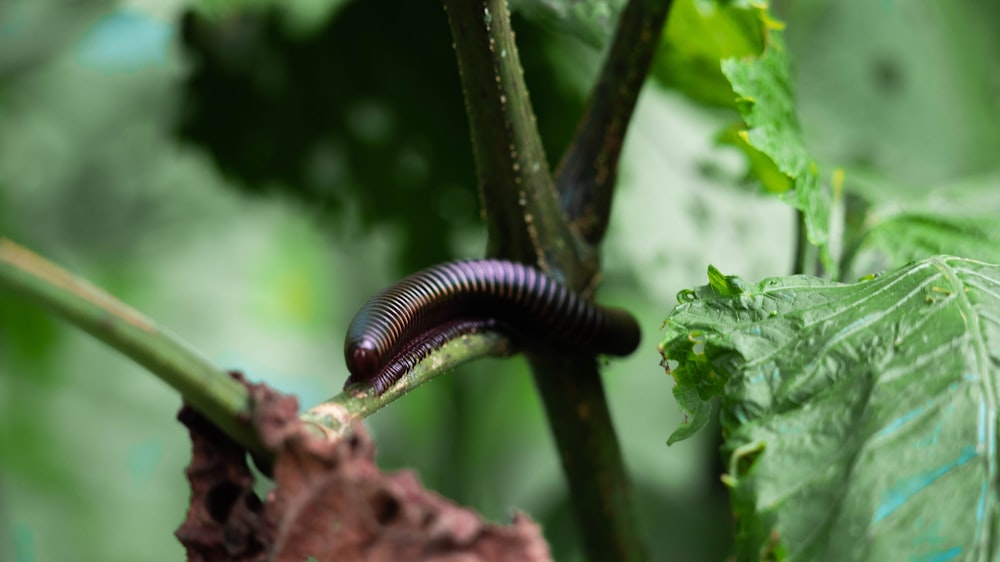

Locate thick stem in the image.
[557,0,673,245]
[444,1,653,560]
[0,238,267,457]
[529,353,646,562]
[443,0,585,284]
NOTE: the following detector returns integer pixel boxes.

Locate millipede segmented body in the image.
[344,259,641,393]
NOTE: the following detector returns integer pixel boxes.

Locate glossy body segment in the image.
[344,318,498,394]
[344,259,641,393]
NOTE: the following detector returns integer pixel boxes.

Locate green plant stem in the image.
[792,209,820,276]
[444,1,652,560]
[0,237,517,454]
[0,237,267,457]
[529,353,645,561]
[302,331,513,438]
[557,0,673,245]
[443,0,585,284]
[837,192,870,280]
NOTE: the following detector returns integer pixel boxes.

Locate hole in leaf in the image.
[370,490,401,525]
[206,481,242,522]
[244,491,263,513]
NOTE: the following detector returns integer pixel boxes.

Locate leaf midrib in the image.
[932,256,997,555]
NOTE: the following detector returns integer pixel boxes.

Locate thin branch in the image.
[443,0,587,284]
[792,209,820,276]
[0,237,268,457]
[0,238,519,453]
[557,0,673,245]
[302,331,514,438]
[837,192,869,281]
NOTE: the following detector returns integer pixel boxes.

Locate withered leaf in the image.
[177,372,551,562]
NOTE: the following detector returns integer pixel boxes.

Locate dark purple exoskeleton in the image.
[344,259,640,394]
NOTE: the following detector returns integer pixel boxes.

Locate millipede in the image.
[344,259,641,394]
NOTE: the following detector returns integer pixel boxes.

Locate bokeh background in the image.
[1,0,996,560]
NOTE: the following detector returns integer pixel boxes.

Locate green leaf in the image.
[178,2,585,272]
[721,26,832,273]
[847,172,1000,271]
[661,257,1000,560]
[652,0,767,107]
[715,123,790,194]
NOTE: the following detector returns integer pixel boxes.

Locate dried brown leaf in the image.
[264,428,551,562]
[175,405,268,562]
[177,372,551,562]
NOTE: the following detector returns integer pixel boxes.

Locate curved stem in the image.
[0,237,267,457]
[0,238,516,455]
[557,0,673,245]
[302,331,513,437]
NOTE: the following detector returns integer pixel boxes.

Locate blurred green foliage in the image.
[722,26,832,271]
[781,0,1000,188]
[779,0,1000,278]
[0,2,727,561]
[654,0,767,107]
[176,0,585,271]
[508,0,624,47]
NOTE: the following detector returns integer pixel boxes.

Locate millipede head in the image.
[346,339,381,379]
